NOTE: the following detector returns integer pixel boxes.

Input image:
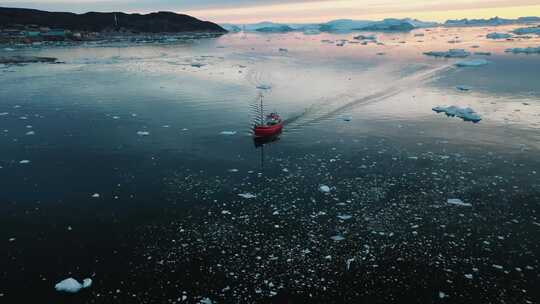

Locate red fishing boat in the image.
[253,94,283,138]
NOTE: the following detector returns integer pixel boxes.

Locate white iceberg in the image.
[55,278,92,293]
[238,193,257,199]
[486,32,512,39]
[446,198,472,207]
[455,59,489,67]
[433,106,482,122]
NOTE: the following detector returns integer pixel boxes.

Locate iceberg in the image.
[513,26,540,36]
[55,278,92,293]
[432,106,482,122]
[445,17,516,27]
[486,32,512,39]
[319,19,372,33]
[424,49,470,58]
[505,46,540,54]
[220,24,241,32]
[455,59,489,67]
[244,22,295,33]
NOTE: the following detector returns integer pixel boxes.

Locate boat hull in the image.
[253,123,283,138]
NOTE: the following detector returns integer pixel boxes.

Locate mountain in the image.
[0,7,226,33]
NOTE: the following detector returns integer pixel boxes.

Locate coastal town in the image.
[0,25,100,44]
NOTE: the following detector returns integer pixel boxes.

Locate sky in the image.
[1,0,540,23]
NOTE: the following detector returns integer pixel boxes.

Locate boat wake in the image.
[283,63,455,132]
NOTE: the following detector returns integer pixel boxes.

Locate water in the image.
[1,26,539,303]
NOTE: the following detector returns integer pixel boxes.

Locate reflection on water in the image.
[1,25,539,303]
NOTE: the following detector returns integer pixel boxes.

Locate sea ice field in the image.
[1,24,540,303]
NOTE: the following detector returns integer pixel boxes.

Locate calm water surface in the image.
[1,26,539,303]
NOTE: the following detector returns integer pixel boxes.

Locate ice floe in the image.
[238,193,257,199]
[505,46,540,54]
[513,26,540,36]
[256,84,272,90]
[447,198,472,207]
[486,32,512,39]
[455,59,489,67]
[55,278,92,293]
[330,235,345,241]
[433,106,482,122]
[456,85,472,91]
[424,49,470,58]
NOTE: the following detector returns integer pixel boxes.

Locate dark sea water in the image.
[1,26,539,303]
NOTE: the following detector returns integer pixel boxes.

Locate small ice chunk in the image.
[330,235,345,241]
[238,193,257,199]
[26,131,35,136]
[256,84,272,90]
[492,264,504,270]
[447,198,472,207]
[199,298,213,304]
[278,48,288,52]
[220,131,237,135]
[439,291,448,299]
[137,131,150,136]
[319,185,331,193]
[0,112,8,116]
[455,59,489,67]
[337,215,352,220]
[464,274,473,279]
[19,160,31,164]
[91,193,100,198]
[456,85,472,91]
[55,278,92,293]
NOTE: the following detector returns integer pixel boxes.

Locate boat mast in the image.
[260,93,264,125]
